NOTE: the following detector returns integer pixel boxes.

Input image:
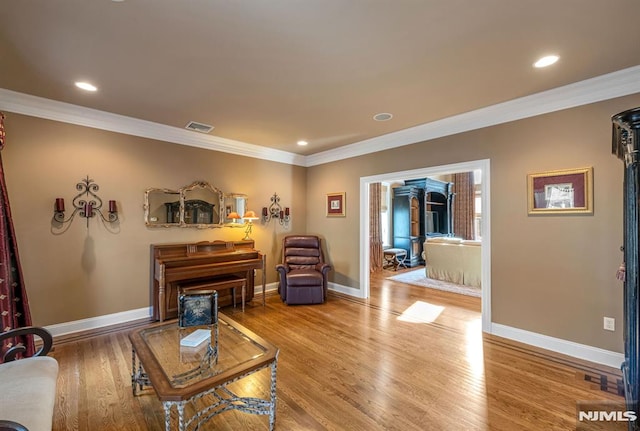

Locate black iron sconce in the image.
[262,192,290,226]
[53,176,118,228]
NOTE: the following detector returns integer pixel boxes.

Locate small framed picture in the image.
[178,290,218,328]
[527,167,593,215]
[326,192,346,217]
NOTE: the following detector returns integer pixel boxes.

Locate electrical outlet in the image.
[604,317,615,331]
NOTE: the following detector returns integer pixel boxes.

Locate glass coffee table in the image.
[129,314,279,431]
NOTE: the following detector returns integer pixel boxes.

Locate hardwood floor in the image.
[49,267,625,430]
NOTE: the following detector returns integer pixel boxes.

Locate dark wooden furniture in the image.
[612,106,640,430]
[151,240,265,322]
[392,178,453,267]
[178,276,246,312]
[392,185,423,267]
[422,178,454,237]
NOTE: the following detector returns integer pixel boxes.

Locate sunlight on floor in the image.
[465,318,484,377]
[380,283,392,311]
[397,300,444,323]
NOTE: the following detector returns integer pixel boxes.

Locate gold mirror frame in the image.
[144,181,227,228]
[222,193,249,226]
[144,187,181,227]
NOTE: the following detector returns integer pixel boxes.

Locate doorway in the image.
[359,159,492,332]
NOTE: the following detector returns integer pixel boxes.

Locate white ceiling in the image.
[1,0,640,159]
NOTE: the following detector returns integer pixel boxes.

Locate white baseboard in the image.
[44,307,152,338]
[44,288,620,371]
[265,281,363,298]
[263,282,278,293]
[41,282,303,338]
[264,280,363,298]
[328,282,365,298]
[490,323,624,369]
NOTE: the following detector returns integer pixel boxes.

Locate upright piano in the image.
[151,239,266,321]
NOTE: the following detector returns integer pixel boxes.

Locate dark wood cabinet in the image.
[392,178,453,267]
[392,186,424,267]
[422,178,454,237]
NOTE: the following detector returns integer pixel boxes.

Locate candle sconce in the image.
[53,176,118,228]
[262,192,290,226]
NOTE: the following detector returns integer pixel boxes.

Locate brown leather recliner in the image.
[276,235,331,305]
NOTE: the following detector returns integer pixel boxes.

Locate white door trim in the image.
[359,159,492,332]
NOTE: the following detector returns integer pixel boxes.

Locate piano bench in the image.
[178,276,247,312]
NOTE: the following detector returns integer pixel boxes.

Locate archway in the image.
[359,159,492,332]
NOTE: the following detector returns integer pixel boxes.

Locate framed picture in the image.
[178,290,218,327]
[326,192,346,217]
[527,167,593,215]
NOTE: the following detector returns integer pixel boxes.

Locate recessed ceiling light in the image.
[297,140,308,146]
[373,113,393,121]
[75,81,97,92]
[533,55,559,68]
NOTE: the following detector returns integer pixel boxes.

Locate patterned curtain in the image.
[452,172,475,240]
[0,113,34,358]
[369,182,383,272]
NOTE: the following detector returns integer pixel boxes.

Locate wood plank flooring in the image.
[49,267,626,430]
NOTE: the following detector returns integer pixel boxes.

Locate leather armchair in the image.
[276,235,331,305]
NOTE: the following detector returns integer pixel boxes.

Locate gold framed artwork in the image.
[527,167,593,215]
[326,192,346,217]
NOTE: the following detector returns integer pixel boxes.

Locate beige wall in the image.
[3,93,640,354]
[3,114,306,326]
[307,93,640,353]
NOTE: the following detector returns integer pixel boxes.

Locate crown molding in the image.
[305,65,640,167]
[0,88,307,167]
[2,65,639,168]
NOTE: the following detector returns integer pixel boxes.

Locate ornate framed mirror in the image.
[222,193,248,225]
[182,181,224,227]
[144,187,181,227]
[144,181,225,228]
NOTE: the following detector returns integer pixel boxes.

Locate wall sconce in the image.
[241,210,259,240]
[262,192,290,226]
[53,176,118,228]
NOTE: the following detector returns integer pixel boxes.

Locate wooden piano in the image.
[151,239,266,321]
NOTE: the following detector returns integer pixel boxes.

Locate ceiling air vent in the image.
[185,121,214,134]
